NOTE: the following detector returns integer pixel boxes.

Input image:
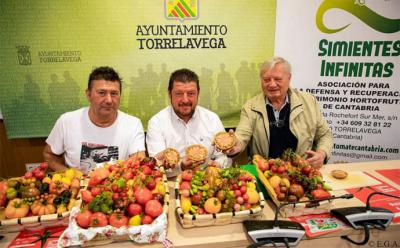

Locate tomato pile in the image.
[255,149,332,203]
[1,163,81,219]
[77,157,166,229]
[178,166,261,215]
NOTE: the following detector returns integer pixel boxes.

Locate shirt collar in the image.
[170,105,198,123]
[265,94,290,110]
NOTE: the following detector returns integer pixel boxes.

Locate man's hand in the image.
[217,129,242,156]
[180,156,204,171]
[305,150,326,169]
[154,151,171,170]
[155,150,181,170]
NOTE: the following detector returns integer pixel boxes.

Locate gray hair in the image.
[259,57,292,77]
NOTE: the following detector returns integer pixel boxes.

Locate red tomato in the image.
[257,160,269,172]
[81,190,94,204]
[88,175,102,187]
[39,162,48,170]
[142,166,152,176]
[90,212,108,227]
[146,180,156,190]
[301,165,312,176]
[122,171,134,180]
[24,171,33,179]
[34,170,45,180]
[181,170,193,181]
[179,181,190,190]
[32,167,41,175]
[127,203,142,216]
[134,187,153,205]
[277,166,286,174]
[76,210,92,229]
[90,187,101,197]
[145,200,163,218]
[140,157,157,170]
[141,215,153,225]
[153,170,162,178]
[311,189,331,200]
[109,213,128,228]
[191,192,202,205]
[0,181,8,193]
[240,185,247,195]
[112,193,120,201]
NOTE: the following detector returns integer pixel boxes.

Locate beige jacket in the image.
[235,88,333,162]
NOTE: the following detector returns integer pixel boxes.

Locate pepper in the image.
[197,184,209,191]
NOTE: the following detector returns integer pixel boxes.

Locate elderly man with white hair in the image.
[225,57,333,168]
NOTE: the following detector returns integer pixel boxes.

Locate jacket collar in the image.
[251,88,304,122]
[288,88,304,120]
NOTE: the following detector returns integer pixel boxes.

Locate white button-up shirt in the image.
[146,105,231,177]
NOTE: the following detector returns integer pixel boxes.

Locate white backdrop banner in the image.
[275,0,400,162]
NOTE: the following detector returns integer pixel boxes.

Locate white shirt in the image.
[46,107,145,174]
[146,105,231,177]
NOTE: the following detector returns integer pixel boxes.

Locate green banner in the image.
[0,0,276,138]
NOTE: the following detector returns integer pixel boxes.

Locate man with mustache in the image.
[146,68,230,178]
[43,66,146,174]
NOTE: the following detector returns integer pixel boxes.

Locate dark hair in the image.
[88,66,122,92]
[168,68,199,92]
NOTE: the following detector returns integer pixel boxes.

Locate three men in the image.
[45,57,332,174]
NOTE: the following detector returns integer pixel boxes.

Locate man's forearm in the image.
[48,161,68,172]
[43,145,67,172]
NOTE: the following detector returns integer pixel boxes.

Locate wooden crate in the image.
[58,167,170,246]
[175,175,266,228]
[0,197,82,234]
[256,167,331,217]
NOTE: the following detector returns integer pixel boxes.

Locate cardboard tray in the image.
[256,167,331,217]
[175,175,266,228]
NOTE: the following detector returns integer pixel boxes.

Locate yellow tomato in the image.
[52,174,62,182]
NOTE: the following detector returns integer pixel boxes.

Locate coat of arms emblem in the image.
[16,45,32,65]
[165,0,199,22]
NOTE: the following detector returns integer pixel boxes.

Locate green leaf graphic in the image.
[316,0,400,34]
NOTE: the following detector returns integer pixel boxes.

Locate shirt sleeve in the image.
[235,104,254,154]
[128,119,146,155]
[45,116,66,155]
[146,117,166,157]
[146,117,183,177]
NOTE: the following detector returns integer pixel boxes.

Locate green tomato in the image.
[6,187,17,199]
[100,203,111,214]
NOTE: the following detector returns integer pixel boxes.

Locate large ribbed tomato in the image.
[109,213,128,228]
[145,200,163,218]
[76,210,92,229]
[90,212,108,227]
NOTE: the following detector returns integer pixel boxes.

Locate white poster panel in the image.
[275,0,400,162]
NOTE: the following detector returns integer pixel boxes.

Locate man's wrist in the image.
[227,152,239,158]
